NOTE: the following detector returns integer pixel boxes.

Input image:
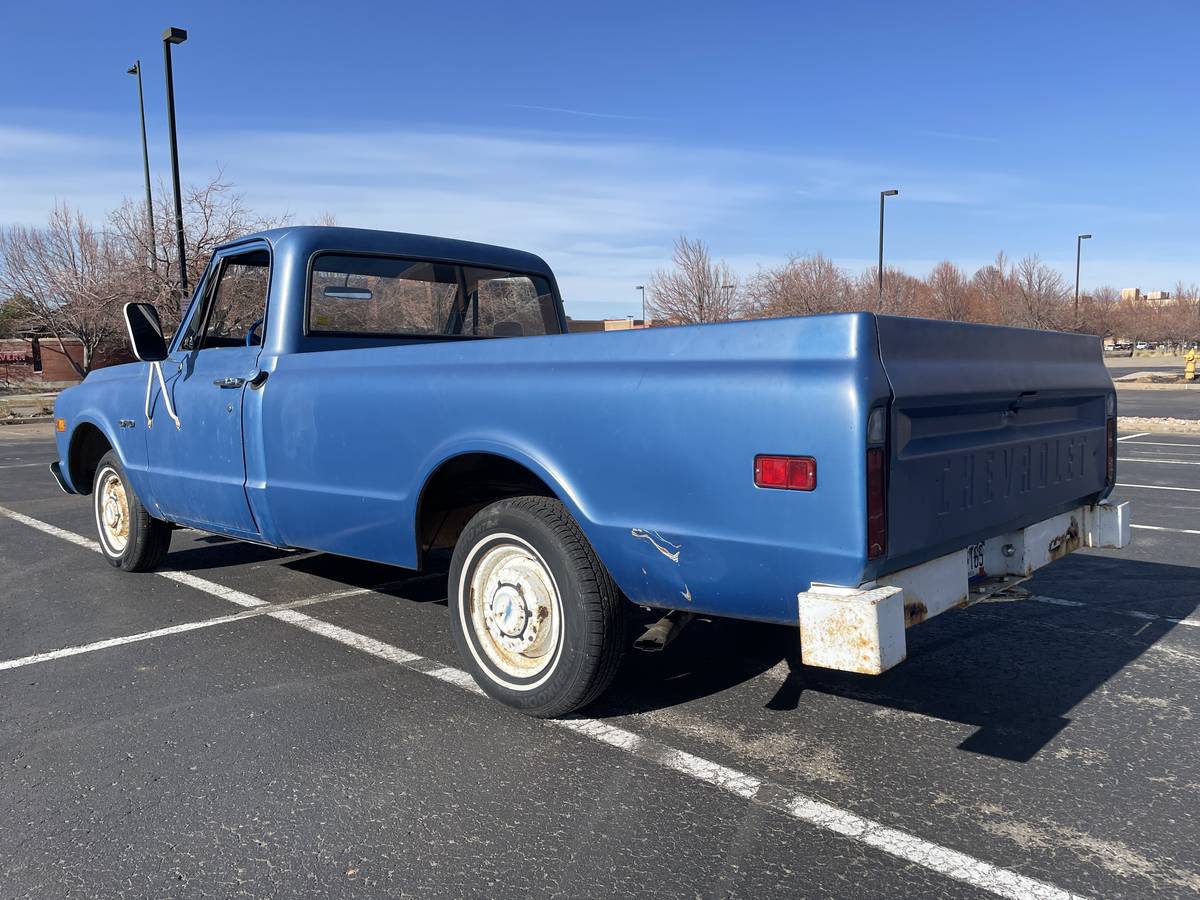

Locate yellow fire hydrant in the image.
[1187,347,1197,381]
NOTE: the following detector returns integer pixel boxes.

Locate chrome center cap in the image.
[489,584,528,637]
[104,499,121,529]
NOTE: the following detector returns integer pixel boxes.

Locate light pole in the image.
[1074,233,1092,328]
[636,284,646,322]
[126,61,156,271]
[162,27,188,298]
[878,189,899,310]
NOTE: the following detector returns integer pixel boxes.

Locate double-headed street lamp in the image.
[878,189,899,310]
[126,61,156,271]
[1074,233,1092,327]
[162,27,188,298]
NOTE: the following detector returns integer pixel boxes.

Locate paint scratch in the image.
[631,528,682,563]
[681,584,693,603]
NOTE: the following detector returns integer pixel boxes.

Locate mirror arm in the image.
[144,360,181,430]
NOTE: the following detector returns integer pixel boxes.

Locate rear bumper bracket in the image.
[797,500,1131,675]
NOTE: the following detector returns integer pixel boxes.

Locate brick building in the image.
[566,318,653,332]
[0,336,131,387]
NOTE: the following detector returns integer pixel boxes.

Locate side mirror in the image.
[123,302,168,362]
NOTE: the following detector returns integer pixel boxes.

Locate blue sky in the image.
[2,1,1196,318]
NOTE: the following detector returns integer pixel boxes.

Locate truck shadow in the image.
[594,554,1200,763]
[159,534,1195,764]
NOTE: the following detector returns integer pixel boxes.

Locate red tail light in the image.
[866,447,886,559]
[1106,417,1116,485]
[754,455,816,491]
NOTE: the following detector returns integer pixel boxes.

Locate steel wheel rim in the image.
[96,468,130,554]
[467,540,562,681]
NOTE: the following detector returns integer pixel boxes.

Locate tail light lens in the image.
[1106,417,1116,485]
[867,447,886,559]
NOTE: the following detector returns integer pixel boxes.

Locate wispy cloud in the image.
[0,117,1188,317]
[505,103,659,122]
[915,129,999,144]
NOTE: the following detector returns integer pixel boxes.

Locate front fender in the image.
[54,370,154,510]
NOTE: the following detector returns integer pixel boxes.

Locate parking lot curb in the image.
[1115,382,1200,391]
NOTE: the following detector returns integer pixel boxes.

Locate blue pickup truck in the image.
[50,226,1130,715]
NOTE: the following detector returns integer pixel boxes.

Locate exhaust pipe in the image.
[634,610,694,652]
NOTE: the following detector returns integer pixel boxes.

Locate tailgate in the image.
[874,316,1114,571]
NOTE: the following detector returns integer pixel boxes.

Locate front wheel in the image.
[93,451,172,572]
[448,496,626,717]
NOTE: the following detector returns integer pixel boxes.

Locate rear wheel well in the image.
[416,453,556,569]
[68,424,112,495]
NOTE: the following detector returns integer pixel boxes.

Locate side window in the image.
[310,255,461,336]
[201,249,270,349]
[461,269,558,338]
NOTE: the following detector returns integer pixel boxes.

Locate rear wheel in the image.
[93,451,171,572]
[448,496,626,717]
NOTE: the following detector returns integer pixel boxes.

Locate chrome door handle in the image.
[212,377,246,388]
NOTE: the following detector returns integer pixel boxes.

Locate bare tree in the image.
[870,266,928,316]
[1011,255,1068,330]
[646,236,741,325]
[1076,285,1120,340]
[0,204,130,377]
[926,260,973,322]
[0,175,292,378]
[746,253,848,318]
[109,173,288,327]
[970,252,1012,325]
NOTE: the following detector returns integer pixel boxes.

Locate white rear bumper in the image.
[796,500,1131,675]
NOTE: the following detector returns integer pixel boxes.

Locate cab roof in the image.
[220,226,555,278]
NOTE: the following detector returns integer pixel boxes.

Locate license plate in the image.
[966,541,985,577]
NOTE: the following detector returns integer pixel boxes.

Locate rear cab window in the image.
[307,253,560,340]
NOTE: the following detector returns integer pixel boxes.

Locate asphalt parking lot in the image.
[2,423,1198,899]
[1116,387,1200,420]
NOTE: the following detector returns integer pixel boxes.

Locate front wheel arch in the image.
[68,422,114,496]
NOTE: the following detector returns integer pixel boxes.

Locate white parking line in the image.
[1120,447,1200,457]
[1117,482,1200,493]
[0,588,374,672]
[1033,595,1200,628]
[1,505,100,549]
[1117,432,1150,441]
[0,503,1083,900]
[1120,457,1200,466]
[0,462,47,469]
[1118,440,1200,448]
[1131,523,1200,536]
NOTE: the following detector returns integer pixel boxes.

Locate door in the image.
[145,245,270,534]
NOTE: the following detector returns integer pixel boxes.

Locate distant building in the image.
[566,318,653,333]
[0,335,131,386]
[1122,287,1173,303]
